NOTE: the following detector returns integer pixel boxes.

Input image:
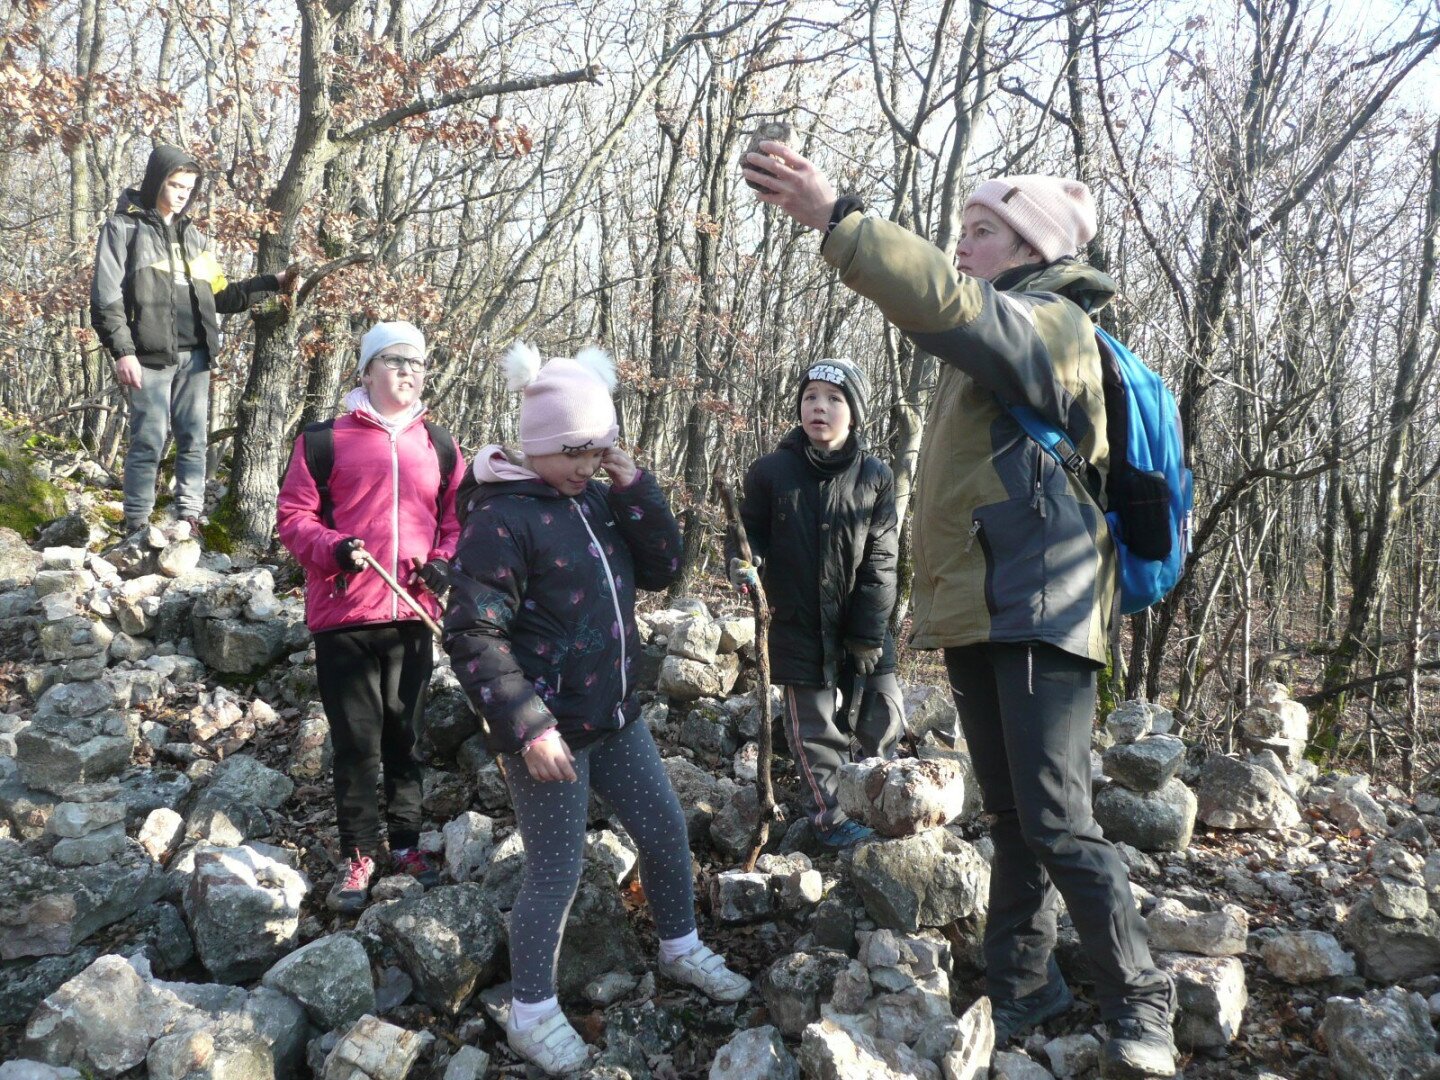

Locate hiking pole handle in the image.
[354,549,444,642]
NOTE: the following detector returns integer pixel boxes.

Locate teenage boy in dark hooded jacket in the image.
[729,358,902,851]
[91,144,298,532]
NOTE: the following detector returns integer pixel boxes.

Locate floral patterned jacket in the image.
[443,448,683,755]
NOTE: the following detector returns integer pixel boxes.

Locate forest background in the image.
[2,0,1438,782]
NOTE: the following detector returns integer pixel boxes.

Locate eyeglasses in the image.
[376,354,427,373]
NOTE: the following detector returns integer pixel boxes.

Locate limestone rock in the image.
[668,617,721,664]
[836,756,966,837]
[441,811,494,883]
[939,996,994,1080]
[850,829,989,932]
[1155,952,1247,1049]
[373,882,505,1015]
[1092,778,1197,852]
[902,683,960,745]
[1238,696,1309,769]
[323,1015,424,1080]
[1343,896,1440,982]
[262,932,375,1031]
[709,1024,798,1080]
[990,1052,1056,1080]
[1320,987,1440,1080]
[797,1018,941,1080]
[1324,779,1389,835]
[657,655,733,701]
[710,870,774,925]
[1259,930,1356,983]
[184,845,308,983]
[1145,897,1247,957]
[759,949,853,1035]
[1196,754,1301,830]
[1105,701,1173,745]
[717,617,756,655]
[1102,735,1186,793]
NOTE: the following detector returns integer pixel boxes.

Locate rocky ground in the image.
[1,479,1439,1079]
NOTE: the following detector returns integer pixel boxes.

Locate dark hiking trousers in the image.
[945,642,1172,1025]
[314,621,432,856]
[781,666,904,831]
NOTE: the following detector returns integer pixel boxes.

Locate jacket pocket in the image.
[972,497,1048,631]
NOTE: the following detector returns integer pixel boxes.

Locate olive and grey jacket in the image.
[90,146,279,368]
[822,213,1117,665]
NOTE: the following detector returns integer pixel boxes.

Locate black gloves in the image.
[335,537,366,573]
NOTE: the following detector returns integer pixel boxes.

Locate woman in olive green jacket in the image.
[744,146,1177,1080]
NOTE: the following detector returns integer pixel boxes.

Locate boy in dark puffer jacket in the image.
[729,358,902,851]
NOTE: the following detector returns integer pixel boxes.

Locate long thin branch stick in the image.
[714,468,781,872]
[355,549,443,641]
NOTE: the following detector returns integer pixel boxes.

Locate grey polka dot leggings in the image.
[504,720,696,1003]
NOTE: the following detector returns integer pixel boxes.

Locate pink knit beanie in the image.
[503,342,619,456]
[963,175,1097,263]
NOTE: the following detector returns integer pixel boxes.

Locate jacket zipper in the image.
[389,430,400,622]
[575,499,627,721]
[965,520,982,554]
[1032,449,1046,517]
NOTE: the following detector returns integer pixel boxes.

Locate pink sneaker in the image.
[327,852,375,913]
[392,847,441,887]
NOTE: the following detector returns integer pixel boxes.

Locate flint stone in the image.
[837,756,966,837]
[711,870,775,924]
[1320,987,1440,1080]
[0,843,165,958]
[184,845,308,983]
[323,1015,424,1080]
[262,932,375,1030]
[668,617,721,664]
[709,1024,798,1080]
[1344,896,1440,981]
[851,828,989,932]
[1155,952,1247,1049]
[442,812,494,883]
[373,882,505,1014]
[1145,897,1247,956]
[1259,930,1356,983]
[760,949,853,1035]
[1105,700,1173,745]
[1196,754,1301,830]
[1102,735,1186,793]
[797,1018,941,1080]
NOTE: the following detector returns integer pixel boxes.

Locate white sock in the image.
[659,930,701,964]
[509,995,560,1032]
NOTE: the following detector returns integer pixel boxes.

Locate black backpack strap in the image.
[424,420,458,541]
[301,420,337,529]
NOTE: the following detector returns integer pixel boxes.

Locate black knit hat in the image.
[796,358,869,431]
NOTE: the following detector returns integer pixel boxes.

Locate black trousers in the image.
[314,621,432,857]
[945,642,1171,1024]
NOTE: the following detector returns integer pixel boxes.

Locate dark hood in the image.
[127,145,204,215]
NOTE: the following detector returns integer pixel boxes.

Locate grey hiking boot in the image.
[992,965,1076,1044]
[1099,1015,1178,1077]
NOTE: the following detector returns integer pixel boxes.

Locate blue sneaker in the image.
[816,819,875,851]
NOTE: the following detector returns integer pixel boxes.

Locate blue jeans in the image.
[123,348,209,525]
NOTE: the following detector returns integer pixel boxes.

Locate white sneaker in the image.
[658,944,751,1002]
[506,1009,590,1075]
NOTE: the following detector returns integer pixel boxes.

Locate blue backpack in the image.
[1004,326,1193,614]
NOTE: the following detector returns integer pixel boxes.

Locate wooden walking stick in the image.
[714,468,783,872]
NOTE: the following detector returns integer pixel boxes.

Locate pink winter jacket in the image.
[277,408,465,634]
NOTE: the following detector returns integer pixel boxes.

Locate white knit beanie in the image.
[503,342,620,456]
[963,176,1097,263]
[357,321,426,376]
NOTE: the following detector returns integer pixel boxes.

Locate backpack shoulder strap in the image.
[301,420,337,529]
[423,420,458,536]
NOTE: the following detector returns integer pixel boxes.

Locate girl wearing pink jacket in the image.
[277,321,464,912]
